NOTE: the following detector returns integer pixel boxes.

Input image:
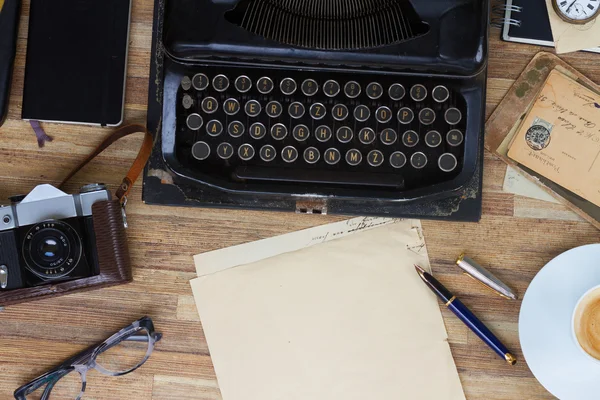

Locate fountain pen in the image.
[415,265,517,365]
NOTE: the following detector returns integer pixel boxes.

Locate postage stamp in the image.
[525,117,553,151]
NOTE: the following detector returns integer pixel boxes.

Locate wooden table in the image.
[1,1,599,399]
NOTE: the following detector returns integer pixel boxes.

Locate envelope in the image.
[190,220,465,400]
[508,69,600,207]
[545,0,600,53]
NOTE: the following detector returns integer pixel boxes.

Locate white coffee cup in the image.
[572,284,600,365]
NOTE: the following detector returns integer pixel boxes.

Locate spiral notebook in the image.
[497,0,600,54]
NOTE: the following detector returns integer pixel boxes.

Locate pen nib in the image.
[414,265,427,280]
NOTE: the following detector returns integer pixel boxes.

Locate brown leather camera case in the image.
[0,125,152,307]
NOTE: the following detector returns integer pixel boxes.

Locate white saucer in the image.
[520,244,600,400]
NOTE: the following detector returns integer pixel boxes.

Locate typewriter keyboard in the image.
[174,66,468,193]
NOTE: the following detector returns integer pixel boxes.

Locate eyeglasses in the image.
[14,316,162,400]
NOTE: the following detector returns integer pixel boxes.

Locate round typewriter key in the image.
[432,85,450,103]
[390,151,407,169]
[303,147,321,164]
[315,125,332,142]
[191,141,211,161]
[292,124,310,142]
[260,145,277,162]
[281,146,298,163]
[324,148,341,165]
[181,76,192,91]
[192,73,209,91]
[419,108,436,125]
[424,130,443,148]
[366,82,383,100]
[336,126,353,143]
[309,103,326,120]
[389,83,406,101]
[238,144,255,161]
[280,78,297,95]
[358,127,375,145]
[438,153,458,172]
[445,108,462,125]
[271,123,288,140]
[235,75,252,93]
[182,94,194,110]
[446,129,464,147]
[380,128,397,145]
[227,121,245,138]
[398,107,414,124]
[206,120,223,137]
[186,113,203,131]
[245,100,262,117]
[201,97,218,114]
[375,106,392,124]
[332,104,349,121]
[323,80,341,97]
[301,79,319,96]
[402,130,419,147]
[367,150,384,167]
[216,142,234,160]
[249,122,267,140]
[212,74,229,92]
[345,149,362,166]
[410,84,427,102]
[288,102,305,119]
[344,81,361,99]
[354,105,370,122]
[266,101,282,118]
[257,77,274,94]
[223,98,240,115]
[411,152,428,169]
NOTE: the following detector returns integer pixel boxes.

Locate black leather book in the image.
[0,0,21,127]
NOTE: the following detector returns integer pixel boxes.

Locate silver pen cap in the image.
[456,254,517,300]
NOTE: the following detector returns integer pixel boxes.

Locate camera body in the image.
[0,184,111,290]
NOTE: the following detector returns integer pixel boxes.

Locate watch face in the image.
[555,0,600,22]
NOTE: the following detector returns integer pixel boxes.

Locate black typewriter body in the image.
[144,0,490,220]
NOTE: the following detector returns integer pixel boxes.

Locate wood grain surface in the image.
[1,1,599,399]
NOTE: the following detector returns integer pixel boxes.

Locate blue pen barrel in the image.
[448,298,515,364]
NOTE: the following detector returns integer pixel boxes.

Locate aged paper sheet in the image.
[545,0,600,53]
[503,166,560,203]
[508,69,600,207]
[190,220,465,400]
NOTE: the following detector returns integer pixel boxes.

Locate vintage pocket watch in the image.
[552,0,600,24]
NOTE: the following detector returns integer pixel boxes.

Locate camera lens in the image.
[23,221,82,280]
[36,235,66,264]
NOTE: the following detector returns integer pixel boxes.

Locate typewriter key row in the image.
[182,73,453,103]
[184,99,462,125]
[187,115,463,147]
[191,141,458,172]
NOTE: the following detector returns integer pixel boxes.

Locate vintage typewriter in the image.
[144,0,489,220]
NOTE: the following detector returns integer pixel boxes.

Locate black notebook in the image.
[22,0,132,126]
[499,0,600,53]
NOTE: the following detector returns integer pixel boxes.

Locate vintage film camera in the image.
[0,183,116,290]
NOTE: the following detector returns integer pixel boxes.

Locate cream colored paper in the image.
[193,217,394,276]
[191,220,465,400]
[546,0,600,53]
[503,166,560,203]
[508,69,600,207]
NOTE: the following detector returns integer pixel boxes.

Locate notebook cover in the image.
[0,0,21,127]
[485,52,600,230]
[504,0,553,43]
[22,0,131,126]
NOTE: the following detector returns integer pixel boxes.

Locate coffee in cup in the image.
[573,285,600,362]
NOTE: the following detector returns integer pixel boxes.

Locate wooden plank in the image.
[1,2,599,398]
